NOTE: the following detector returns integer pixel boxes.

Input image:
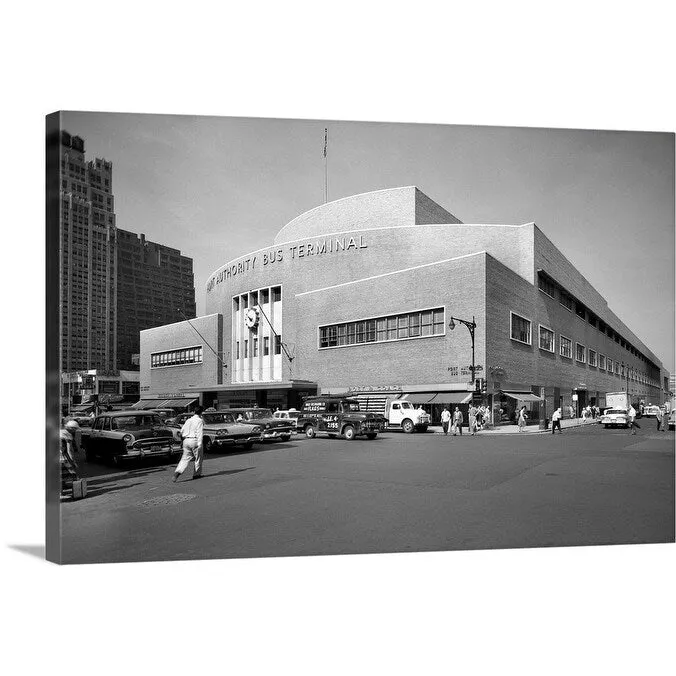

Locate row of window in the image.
[150,346,203,368]
[233,286,282,311]
[538,271,654,368]
[319,308,445,349]
[236,335,282,359]
[511,312,658,385]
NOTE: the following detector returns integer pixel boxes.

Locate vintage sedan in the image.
[226,408,295,442]
[642,405,661,418]
[201,412,263,452]
[273,409,302,430]
[81,411,178,464]
[600,408,630,429]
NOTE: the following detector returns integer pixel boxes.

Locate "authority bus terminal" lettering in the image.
[207,235,367,292]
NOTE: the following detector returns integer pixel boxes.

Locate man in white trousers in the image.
[173,406,204,482]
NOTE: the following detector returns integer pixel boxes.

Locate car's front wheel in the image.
[305,425,316,439]
[343,425,356,441]
[401,419,414,434]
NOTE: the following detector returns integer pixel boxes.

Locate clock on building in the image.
[244,307,259,329]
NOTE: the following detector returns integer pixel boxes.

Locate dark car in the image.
[80,411,178,465]
[298,396,387,440]
[226,408,295,442]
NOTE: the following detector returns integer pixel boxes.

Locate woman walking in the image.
[517,406,528,432]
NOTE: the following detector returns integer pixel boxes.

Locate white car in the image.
[273,409,301,431]
[642,405,661,418]
[600,408,629,429]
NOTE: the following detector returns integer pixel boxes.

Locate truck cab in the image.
[385,399,430,433]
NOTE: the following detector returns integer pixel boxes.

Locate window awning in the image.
[431,392,473,405]
[502,391,543,402]
[401,393,438,404]
[162,398,197,409]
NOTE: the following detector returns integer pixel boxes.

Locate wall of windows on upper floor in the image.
[509,309,660,388]
[319,308,445,349]
[537,270,660,379]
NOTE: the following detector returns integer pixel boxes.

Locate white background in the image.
[1,2,674,674]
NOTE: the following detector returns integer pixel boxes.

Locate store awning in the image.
[162,398,197,409]
[502,391,543,403]
[432,392,473,404]
[401,393,438,404]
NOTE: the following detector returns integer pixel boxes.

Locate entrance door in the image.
[576,390,587,417]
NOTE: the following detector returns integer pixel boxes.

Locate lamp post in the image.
[449,315,477,395]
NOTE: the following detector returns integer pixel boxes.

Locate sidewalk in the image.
[431,417,599,435]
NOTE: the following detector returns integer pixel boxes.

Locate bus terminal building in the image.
[139,187,669,423]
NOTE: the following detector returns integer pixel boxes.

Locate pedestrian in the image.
[476,406,484,430]
[60,420,81,495]
[627,404,639,435]
[551,407,563,434]
[173,405,204,482]
[468,405,478,436]
[440,407,451,435]
[517,406,528,432]
[452,407,463,435]
[656,404,663,431]
[661,403,669,432]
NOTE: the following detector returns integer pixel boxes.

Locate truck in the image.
[604,392,630,412]
[298,396,387,440]
[384,398,431,433]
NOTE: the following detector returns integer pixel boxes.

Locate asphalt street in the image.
[60,424,675,564]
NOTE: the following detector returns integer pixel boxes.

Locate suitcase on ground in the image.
[72,479,87,500]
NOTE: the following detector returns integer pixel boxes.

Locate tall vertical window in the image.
[598,354,606,370]
[244,340,248,358]
[253,337,258,357]
[263,336,270,356]
[510,312,531,345]
[607,358,613,374]
[272,286,282,302]
[538,325,555,353]
[588,349,597,367]
[560,335,572,359]
[274,335,282,354]
[576,343,586,363]
[236,341,240,359]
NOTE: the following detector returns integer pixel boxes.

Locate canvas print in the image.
[46,113,675,564]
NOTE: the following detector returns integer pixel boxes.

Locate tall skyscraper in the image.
[116,230,196,370]
[60,131,196,385]
[60,131,117,372]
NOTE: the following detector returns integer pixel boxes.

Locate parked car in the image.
[201,411,263,452]
[148,408,177,421]
[298,396,387,440]
[273,409,301,430]
[642,405,661,418]
[600,408,630,429]
[226,408,295,442]
[80,411,178,464]
[669,408,675,431]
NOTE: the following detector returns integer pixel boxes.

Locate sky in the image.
[62,112,675,372]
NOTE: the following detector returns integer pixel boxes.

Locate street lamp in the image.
[448,315,477,394]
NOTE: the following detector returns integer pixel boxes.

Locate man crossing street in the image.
[173,406,205,482]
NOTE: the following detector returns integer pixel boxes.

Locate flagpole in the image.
[323,127,328,203]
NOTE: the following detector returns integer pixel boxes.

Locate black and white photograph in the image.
[47,112,675,565]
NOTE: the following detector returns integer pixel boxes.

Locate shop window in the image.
[510,312,531,345]
[538,325,555,353]
[576,343,586,363]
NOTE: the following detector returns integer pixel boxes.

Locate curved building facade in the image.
[140,187,669,421]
